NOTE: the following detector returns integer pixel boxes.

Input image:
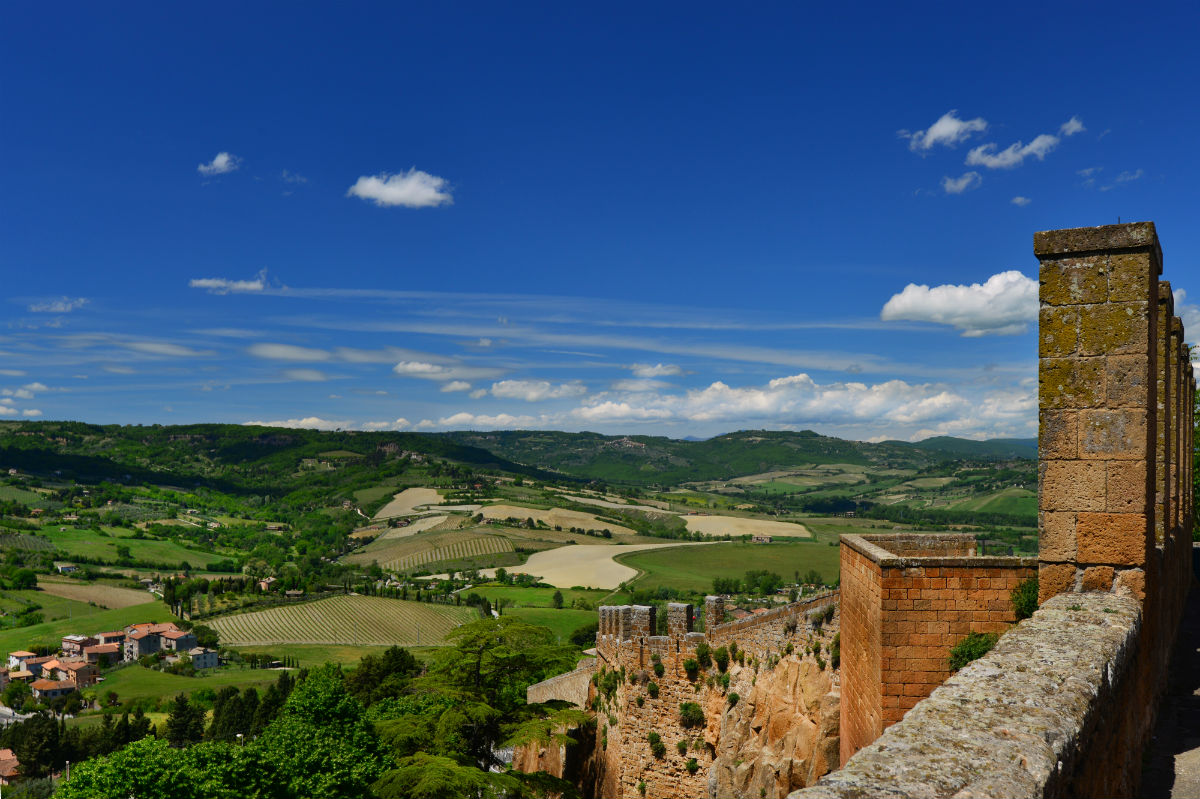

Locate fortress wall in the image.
[526,657,597,707]
[793,222,1195,798]
[837,534,1036,763]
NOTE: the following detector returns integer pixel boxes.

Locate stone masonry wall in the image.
[838,533,1036,763]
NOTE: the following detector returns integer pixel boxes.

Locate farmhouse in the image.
[159,630,198,652]
[0,747,19,785]
[6,652,35,671]
[83,643,120,664]
[61,634,97,657]
[30,679,75,701]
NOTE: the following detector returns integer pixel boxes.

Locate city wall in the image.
[793,222,1195,798]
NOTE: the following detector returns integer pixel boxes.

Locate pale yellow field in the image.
[37,578,153,609]
[681,514,811,538]
[376,514,452,541]
[558,494,672,513]
[478,541,716,588]
[373,487,444,520]
[479,504,638,536]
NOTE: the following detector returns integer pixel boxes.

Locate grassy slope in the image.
[39,525,230,567]
[506,607,597,642]
[464,584,610,608]
[91,664,289,703]
[617,540,842,593]
[0,600,168,654]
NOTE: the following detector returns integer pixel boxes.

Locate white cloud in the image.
[23,382,48,392]
[21,409,41,417]
[880,270,1037,336]
[1116,169,1144,183]
[0,406,15,416]
[1173,289,1200,334]
[281,170,307,184]
[630,363,684,378]
[437,412,545,429]
[489,379,587,402]
[393,360,501,382]
[283,369,328,382]
[3,389,35,400]
[362,418,410,431]
[1011,196,1032,207]
[28,297,88,313]
[0,370,25,377]
[469,389,488,399]
[189,269,267,294]
[1059,116,1085,136]
[123,341,211,357]
[477,338,493,347]
[902,110,988,152]
[242,416,350,430]
[198,152,241,176]
[941,172,982,194]
[441,380,472,393]
[249,343,331,361]
[0,398,11,405]
[1078,166,1102,178]
[611,379,674,392]
[346,168,453,208]
[966,133,1059,169]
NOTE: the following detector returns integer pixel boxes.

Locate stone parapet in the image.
[790,593,1142,799]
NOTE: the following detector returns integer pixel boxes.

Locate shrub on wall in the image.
[647,732,666,758]
[948,631,999,671]
[1011,576,1038,620]
[713,646,729,672]
[653,661,665,678]
[683,658,700,680]
[695,642,711,669]
[727,691,739,706]
[647,681,659,699]
[686,757,699,774]
[679,701,705,728]
[676,739,688,755]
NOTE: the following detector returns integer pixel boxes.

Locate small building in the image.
[54,661,97,687]
[0,747,19,785]
[258,576,277,592]
[751,535,773,544]
[124,631,161,662]
[97,631,126,646]
[54,563,78,574]
[188,647,218,670]
[83,643,121,665]
[8,671,32,684]
[159,630,197,652]
[6,652,36,671]
[61,635,97,657]
[21,657,53,678]
[285,589,304,599]
[30,679,75,701]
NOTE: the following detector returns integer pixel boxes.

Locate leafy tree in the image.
[166,693,205,747]
[11,568,36,589]
[345,646,420,706]
[551,590,564,609]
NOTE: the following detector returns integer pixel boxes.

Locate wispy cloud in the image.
[393,360,502,382]
[1011,196,1031,207]
[1173,289,1200,333]
[248,343,331,361]
[901,110,987,152]
[880,270,1037,337]
[1060,116,1085,136]
[346,168,453,208]
[198,151,241,176]
[489,379,587,402]
[29,297,88,313]
[281,170,307,184]
[282,368,328,382]
[440,381,472,393]
[243,416,351,430]
[0,370,26,377]
[122,341,213,358]
[630,363,684,378]
[942,172,982,194]
[189,269,267,295]
[362,418,411,431]
[1116,169,1143,183]
[965,117,1081,170]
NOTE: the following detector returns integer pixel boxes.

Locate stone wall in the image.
[793,222,1195,798]
[838,533,1037,763]
[526,657,597,707]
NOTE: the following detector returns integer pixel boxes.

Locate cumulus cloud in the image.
[440,381,472,392]
[469,389,488,399]
[1060,116,1085,136]
[189,269,267,294]
[966,134,1059,169]
[902,110,988,152]
[489,379,587,402]
[630,363,684,378]
[1173,289,1200,333]
[0,406,15,417]
[283,368,328,382]
[1011,196,1032,207]
[611,379,674,392]
[242,416,350,430]
[198,152,241,176]
[346,168,453,208]
[392,360,500,382]
[880,270,1037,336]
[21,409,41,417]
[941,172,982,194]
[249,343,331,361]
[29,297,88,313]
[23,382,48,392]
[362,418,411,431]
[437,412,545,429]
[3,388,35,400]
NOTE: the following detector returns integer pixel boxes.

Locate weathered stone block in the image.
[1040,259,1108,306]
[1081,566,1115,592]
[1079,408,1147,460]
[1039,306,1079,357]
[1106,354,1150,408]
[1076,512,1147,566]
[1040,460,1105,511]
[1107,253,1155,302]
[1079,303,1149,357]
[1040,511,1077,561]
[1106,461,1149,513]
[1039,410,1078,459]
[1038,563,1077,602]
[1115,568,1146,600]
[1040,358,1105,409]
[1034,221,1160,257]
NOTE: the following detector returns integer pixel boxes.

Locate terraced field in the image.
[208,595,478,646]
[0,532,53,552]
[388,534,513,572]
[343,529,515,572]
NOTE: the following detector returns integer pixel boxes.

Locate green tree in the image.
[551,590,564,609]
[166,693,205,747]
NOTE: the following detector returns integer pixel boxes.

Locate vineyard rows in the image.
[384,535,512,571]
[208,595,477,646]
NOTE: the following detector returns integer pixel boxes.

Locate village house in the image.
[258,576,277,592]
[124,630,161,661]
[83,643,120,665]
[189,647,218,670]
[61,634,97,657]
[97,630,126,646]
[6,652,36,671]
[8,671,32,684]
[159,629,198,652]
[54,661,97,687]
[0,748,19,785]
[30,679,75,701]
[21,656,54,678]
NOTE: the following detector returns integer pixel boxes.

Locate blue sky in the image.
[3,2,1198,441]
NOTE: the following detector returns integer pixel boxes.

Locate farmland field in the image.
[466,584,610,608]
[0,533,53,552]
[37,577,152,608]
[947,487,1038,516]
[681,514,811,538]
[479,541,715,589]
[39,525,231,568]
[343,529,516,572]
[0,589,100,624]
[616,540,841,593]
[480,504,638,536]
[0,485,45,504]
[373,487,444,520]
[0,600,167,655]
[92,664,289,704]
[507,607,597,642]
[207,595,478,647]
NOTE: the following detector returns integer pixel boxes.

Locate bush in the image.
[653,661,665,678]
[679,701,705,728]
[1011,576,1038,621]
[647,681,659,699]
[648,732,666,758]
[676,739,688,755]
[695,642,711,669]
[636,695,644,707]
[686,757,699,774]
[948,631,999,671]
[830,632,840,670]
[682,658,699,681]
[719,672,730,691]
[727,691,739,706]
[713,645,729,672]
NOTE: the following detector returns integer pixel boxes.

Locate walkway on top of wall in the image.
[1143,574,1200,798]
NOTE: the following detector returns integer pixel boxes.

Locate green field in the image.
[38,525,231,568]
[948,487,1038,516]
[0,600,167,655]
[0,485,45,504]
[0,589,105,625]
[465,584,610,608]
[207,595,479,647]
[616,540,841,592]
[88,664,289,704]
[506,607,597,642]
